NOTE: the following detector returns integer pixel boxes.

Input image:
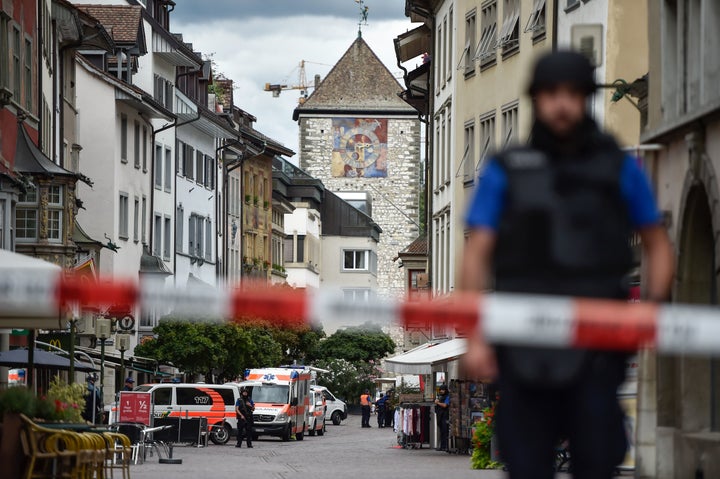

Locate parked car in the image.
[307,388,326,436]
[310,386,347,425]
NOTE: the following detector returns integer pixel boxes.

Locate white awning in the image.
[385,338,467,375]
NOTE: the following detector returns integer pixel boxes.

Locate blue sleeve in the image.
[444,396,450,406]
[465,159,507,231]
[620,156,662,229]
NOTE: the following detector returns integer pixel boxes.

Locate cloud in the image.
[171,0,406,23]
[172,11,418,159]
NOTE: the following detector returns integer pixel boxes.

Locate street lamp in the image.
[95,318,112,397]
[116,334,130,391]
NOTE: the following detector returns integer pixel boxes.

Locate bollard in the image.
[159,444,182,465]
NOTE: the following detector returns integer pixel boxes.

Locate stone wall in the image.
[299,116,421,298]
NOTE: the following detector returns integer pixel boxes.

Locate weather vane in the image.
[355,0,369,37]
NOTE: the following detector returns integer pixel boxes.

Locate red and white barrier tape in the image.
[2,269,720,356]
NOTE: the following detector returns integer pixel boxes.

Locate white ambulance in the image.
[228,366,312,441]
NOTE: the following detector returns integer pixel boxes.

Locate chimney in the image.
[314,74,321,90]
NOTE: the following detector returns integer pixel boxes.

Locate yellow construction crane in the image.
[264,60,330,105]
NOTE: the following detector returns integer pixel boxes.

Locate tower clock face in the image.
[331,118,388,178]
[339,127,381,169]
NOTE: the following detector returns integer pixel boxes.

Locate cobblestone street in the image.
[130,415,507,479]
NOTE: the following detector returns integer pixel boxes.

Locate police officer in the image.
[376,391,387,428]
[235,387,255,448]
[434,384,450,451]
[460,51,674,479]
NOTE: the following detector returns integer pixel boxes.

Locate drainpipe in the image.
[37,1,44,150]
[552,0,559,51]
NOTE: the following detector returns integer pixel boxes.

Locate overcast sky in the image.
[172,0,418,159]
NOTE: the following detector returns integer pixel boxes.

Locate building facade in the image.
[635,2,720,478]
[557,0,648,147]
[294,36,422,299]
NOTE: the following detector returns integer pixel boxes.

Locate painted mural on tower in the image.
[331,118,388,178]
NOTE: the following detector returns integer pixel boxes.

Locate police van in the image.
[131,383,240,444]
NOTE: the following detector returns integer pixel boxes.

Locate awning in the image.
[394,25,431,63]
[0,348,96,372]
[385,338,467,375]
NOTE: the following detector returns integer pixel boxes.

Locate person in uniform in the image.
[122,377,134,392]
[434,384,450,451]
[460,51,674,479]
[235,388,255,448]
[360,389,372,428]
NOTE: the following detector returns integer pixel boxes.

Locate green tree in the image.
[269,325,325,364]
[134,320,283,383]
[314,358,383,404]
[314,325,395,363]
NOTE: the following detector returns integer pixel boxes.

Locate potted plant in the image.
[0,386,37,479]
[244,194,251,204]
[471,404,502,470]
[263,260,271,270]
[263,200,269,209]
[253,195,259,206]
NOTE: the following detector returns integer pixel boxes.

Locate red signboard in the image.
[118,392,152,425]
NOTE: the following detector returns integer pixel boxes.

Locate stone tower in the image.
[294,37,421,298]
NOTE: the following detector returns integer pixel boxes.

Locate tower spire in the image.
[356,0,369,38]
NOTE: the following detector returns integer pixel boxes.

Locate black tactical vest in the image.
[492,132,634,386]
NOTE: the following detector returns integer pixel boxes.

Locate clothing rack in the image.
[395,402,431,449]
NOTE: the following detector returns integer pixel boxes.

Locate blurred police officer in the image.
[460,51,674,479]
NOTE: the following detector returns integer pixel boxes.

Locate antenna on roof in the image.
[355,0,369,38]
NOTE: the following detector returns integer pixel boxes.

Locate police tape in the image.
[2,268,720,356]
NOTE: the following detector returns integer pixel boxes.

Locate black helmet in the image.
[438,384,448,392]
[528,50,596,96]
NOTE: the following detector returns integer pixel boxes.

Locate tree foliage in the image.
[314,325,395,363]
[134,320,284,383]
[314,358,383,404]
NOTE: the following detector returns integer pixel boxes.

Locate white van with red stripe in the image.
[132,383,240,445]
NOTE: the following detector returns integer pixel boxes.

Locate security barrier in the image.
[3,269,720,356]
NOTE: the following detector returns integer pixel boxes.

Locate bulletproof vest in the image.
[494,143,633,297]
[492,139,633,387]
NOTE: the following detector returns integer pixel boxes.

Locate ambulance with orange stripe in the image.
[229,367,312,442]
[131,383,240,445]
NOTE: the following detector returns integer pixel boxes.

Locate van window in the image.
[214,388,236,406]
[176,387,212,406]
[154,387,171,406]
[321,390,335,402]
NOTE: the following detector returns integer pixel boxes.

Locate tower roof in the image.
[294,37,416,120]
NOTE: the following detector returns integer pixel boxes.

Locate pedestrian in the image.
[122,376,134,392]
[376,391,387,428]
[360,389,372,428]
[460,50,674,479]
[235,387,255,448]
[82,373,103,424]
[434,384,450,451]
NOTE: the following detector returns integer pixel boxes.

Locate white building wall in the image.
[556,0,609,125]
[432,0,458,298]
[175,124,218,288]
[283,205,321,289]
[320,235,378,291]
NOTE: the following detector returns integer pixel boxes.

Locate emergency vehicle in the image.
[229,367,312,441]
[307,388,326,436]
[110,383,240,445]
